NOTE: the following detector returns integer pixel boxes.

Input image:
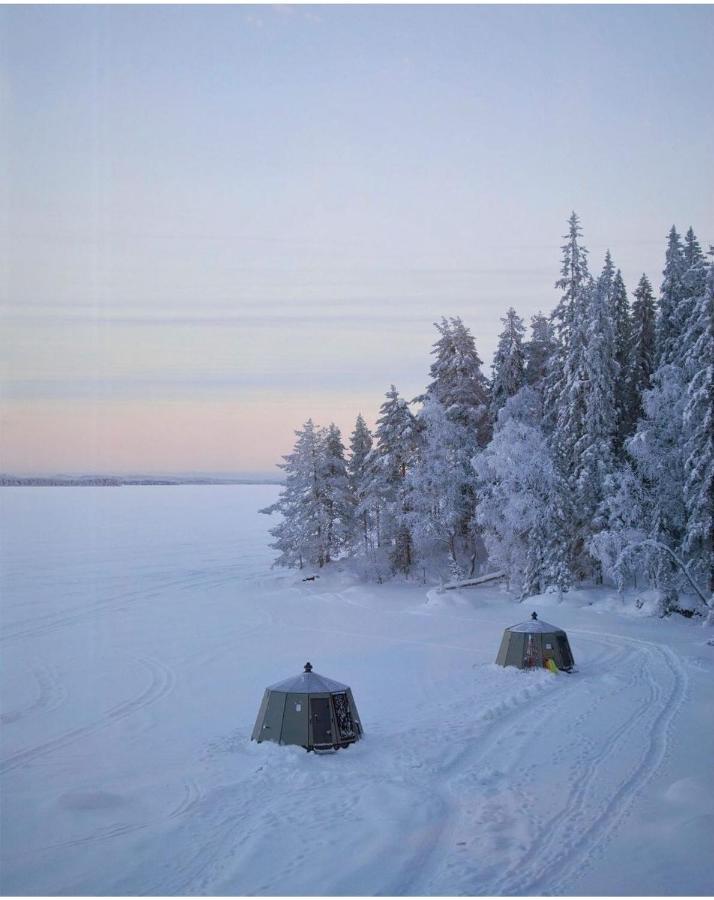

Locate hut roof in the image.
[268,669,349,694]
[507,619,565,634]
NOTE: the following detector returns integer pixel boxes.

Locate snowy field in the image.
[1,485,713,896]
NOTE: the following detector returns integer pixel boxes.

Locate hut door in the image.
[310,698,333,745]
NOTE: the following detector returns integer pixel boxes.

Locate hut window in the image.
[545,643,552,650]
[295,703,301,712]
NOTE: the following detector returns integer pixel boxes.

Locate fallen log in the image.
[441,570,506,591]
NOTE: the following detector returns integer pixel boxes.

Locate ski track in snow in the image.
[408,629,688,896]
[0,663,67,725]
[0,564,273,645]
[0,655,176,775]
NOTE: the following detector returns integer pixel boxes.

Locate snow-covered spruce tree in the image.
[544,214,592,577]
[490,307,526,418]
[627,274,657,428]
[589,465,655,592]
[544,211,591,450]
[321,423,353,562]
[575,255,620,566]
[416,316,491,575]
[656,226,686,366]
[365,385,420,575]
[524,312,556,390]
[681,251,714,595]
[425,316,491,447]
[347,414,374,556]
[473,386,572,597]
[610,266,633,451]
[261,419,331,569]
[550,213,591,347]
[626,366,688,608]
[407,396,480,578]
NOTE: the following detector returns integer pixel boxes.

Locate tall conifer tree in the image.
[490,307,526,418]
[628,274,657,427]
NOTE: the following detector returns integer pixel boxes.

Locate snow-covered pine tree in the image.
[626,366,688,608]
[656,226,686,366]
[321,423,353,562]
[490,307,526,418]
[544,211,590,444]
[676,227,708,363]
[367,385,420,575]
[547,215,591,479]
[347,414,374,556]
[414,317,492,575]
[576,255,620,556]
[425,316,491,447]
[610,267,633,451]
[261,419,330,569]
[473,386,572,596]
[550,212,590,347]
[524,312,556,389]
[681,250,714,593]
[407,396,481,578]
[627,274,657,428]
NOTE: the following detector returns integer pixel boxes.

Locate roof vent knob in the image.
[531,611,538,621]
[304,662,313,673]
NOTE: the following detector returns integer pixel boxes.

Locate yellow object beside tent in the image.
[545,658,559,674]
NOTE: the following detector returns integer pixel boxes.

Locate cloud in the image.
[2,368,420,401]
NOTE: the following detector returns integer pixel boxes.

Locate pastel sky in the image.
[1,4,713,476]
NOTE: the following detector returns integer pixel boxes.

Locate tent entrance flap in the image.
[310,697,333,745]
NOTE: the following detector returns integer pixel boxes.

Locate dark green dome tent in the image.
[495,612,574,671]
[251,662,363,751]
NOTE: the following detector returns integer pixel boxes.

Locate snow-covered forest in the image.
[263,215,713,619]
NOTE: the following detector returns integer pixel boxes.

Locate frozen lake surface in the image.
[1,485,713,895]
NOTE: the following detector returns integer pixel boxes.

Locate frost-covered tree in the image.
[474,387,572,596]
[408,397,482,578]
[628,274,657,427]
[413,317,492,575]
[681,253,714,591]
[626,366,688,606]
[524,312,556,389]
[544,212,591,451]
[589,465,656,591]
[425,316,491,447]
[576,255,619,551]
[610,267,633,450]
[261,419,331,569]
[365,386,420,574]
[656,226,686,366]
[347,414,373,555]
[321,424,353,560]
[550,212,591,348]
[490,307,526,418]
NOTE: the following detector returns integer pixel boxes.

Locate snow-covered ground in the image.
[1,485,713,896]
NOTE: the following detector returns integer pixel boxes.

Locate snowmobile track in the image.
[0,663,66,725]
[0,655,175,775]
[415,629,687,897]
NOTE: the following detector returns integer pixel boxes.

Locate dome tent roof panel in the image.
[507,619,564,634]
[268,669,349,694]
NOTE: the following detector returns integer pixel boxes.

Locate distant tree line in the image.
[262,214,713,619]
